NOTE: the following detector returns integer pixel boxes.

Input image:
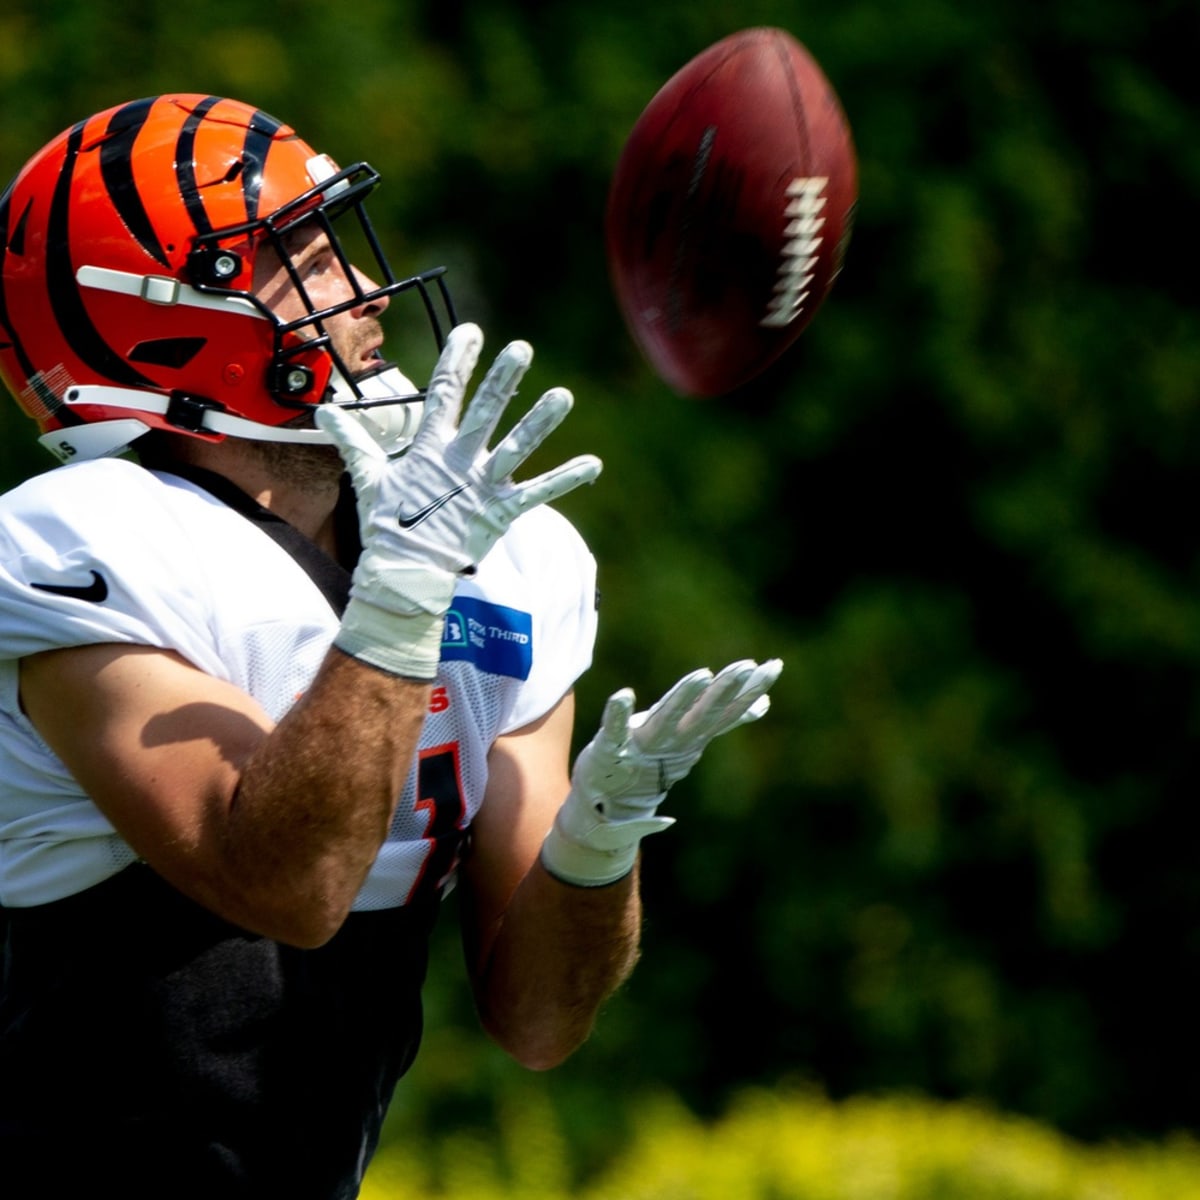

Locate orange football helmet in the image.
[0,94,455,461]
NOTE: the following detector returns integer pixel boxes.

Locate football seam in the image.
[761,34,824,331]
[761,177,827,328]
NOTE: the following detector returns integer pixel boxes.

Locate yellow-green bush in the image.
[362,1087,1200,1200]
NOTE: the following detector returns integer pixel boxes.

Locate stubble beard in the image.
[245,437,346,493]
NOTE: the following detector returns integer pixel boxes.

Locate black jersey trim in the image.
[157,463,359,618]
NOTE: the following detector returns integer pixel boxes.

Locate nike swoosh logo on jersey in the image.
[396,484,469,529]
[30,569,110,603]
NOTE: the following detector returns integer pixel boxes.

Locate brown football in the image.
[606,27,858,396]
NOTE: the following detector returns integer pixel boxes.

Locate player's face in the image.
[252,225,390,379]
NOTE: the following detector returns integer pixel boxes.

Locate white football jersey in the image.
[0,457,597,909]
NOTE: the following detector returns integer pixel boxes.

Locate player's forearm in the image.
[221,648,428,946]
[19,641,428,948]
[473,859,642,1069]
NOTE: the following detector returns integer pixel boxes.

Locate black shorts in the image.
[0,864,440,1199]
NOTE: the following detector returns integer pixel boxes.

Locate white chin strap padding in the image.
[328,365,423,450]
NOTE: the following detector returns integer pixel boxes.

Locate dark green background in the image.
[2,0,1196,1156]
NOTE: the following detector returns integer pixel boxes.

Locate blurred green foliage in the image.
[2,0,1197,1164]
[363,1084,1200,1198]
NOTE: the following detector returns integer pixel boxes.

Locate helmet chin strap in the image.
[326,362,423,451]
[45,365,425,462]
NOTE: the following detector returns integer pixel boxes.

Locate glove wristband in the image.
[540,784,677,886]
[540,825,639,888]
[335,559,457,680]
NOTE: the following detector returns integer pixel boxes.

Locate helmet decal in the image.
[99,98,171,270]
[0,190,36,383]
[225,106,285,224]
[48,121,159,390]
[5,190,29,255]
[1,181,84,430]
[175,95,225,237]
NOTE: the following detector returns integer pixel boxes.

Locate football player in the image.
[0,95,781,1197]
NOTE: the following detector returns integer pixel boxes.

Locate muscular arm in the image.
[20,642,428,947]
[458,693,642,1070]
[12,325,601,952]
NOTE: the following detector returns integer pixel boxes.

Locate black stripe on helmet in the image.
[175,94,223,237]
[241,108,285,222]
[0,161,80,424]
[99,97,171,269]
[0,182,22,347]
[0,183,48,399]
[47,122,157,388]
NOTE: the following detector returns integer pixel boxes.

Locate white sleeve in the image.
[0,461,228,908]
[0,460,230,679]
[495,505,599,734]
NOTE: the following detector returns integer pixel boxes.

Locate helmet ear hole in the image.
[187,245,244,287]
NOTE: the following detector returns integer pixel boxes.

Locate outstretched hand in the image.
[318,323,602,678]
[541,658,783,885]
[318,322,602,575]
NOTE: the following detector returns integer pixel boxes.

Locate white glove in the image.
[541,658,784,886]
[317,323,602,679]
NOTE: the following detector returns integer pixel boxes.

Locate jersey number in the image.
[408,742,467,903]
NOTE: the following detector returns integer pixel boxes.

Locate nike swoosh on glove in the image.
[318,323,602,678]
